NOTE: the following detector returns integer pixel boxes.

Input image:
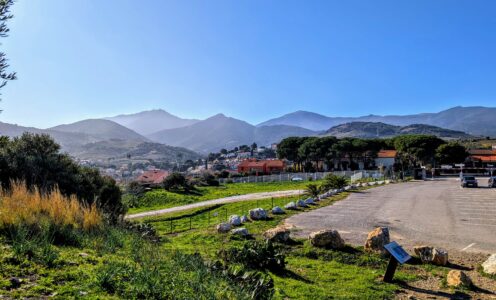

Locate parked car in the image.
[488,177,496,188]
[291,176,303,182]
[461,176,478,188]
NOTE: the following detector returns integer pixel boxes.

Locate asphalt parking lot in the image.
[285,178,496,253]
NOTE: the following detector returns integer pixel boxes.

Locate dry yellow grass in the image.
[0,182,102,231]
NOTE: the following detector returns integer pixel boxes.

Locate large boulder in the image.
[272,206,285,215]
[447,270,472,288]
[413,246,448,266]
[284,202,297,210]
[309,229,345,249]
[240,215,248,223]
[231,227,249,236]
[229,215,242,226]
[482,254,496,275]
[249,208,268,220]
[263,227,291,243]
[216,222,232,233]
[364,227,390,254]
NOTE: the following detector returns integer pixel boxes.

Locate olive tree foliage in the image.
[0,0,16,98]
[0,133,125,223]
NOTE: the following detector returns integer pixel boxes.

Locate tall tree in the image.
[0,0,16,99]
[435,142,468,165]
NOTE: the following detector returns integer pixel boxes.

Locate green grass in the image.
[137,184,421,299]
[128,180,320,213]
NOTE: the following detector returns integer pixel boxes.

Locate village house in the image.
[375,150,397,169]
[237,159,285,175]
[468,148,496,168]
[136,169,169,187]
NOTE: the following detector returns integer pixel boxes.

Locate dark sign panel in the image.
[384,241,411,264]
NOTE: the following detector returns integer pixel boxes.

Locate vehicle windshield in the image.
[464,176,476,180]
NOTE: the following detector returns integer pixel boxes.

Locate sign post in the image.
[383,241,411,283]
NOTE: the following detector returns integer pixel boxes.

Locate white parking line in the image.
[461,243,476,251]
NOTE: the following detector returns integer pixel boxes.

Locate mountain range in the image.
[322,122,473,139]
[259,106,496,136]
[0,106,493,159]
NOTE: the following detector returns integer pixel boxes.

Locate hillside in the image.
[148,114,317,153]
[259,106,496,137]
[0,121,200,162]
[72,140,201,161]
[50,119,148,142]
[322,122,473,139]
[106,109,199,135]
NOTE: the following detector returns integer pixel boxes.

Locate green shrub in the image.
[321,174,348,190]
[221,240,286,272]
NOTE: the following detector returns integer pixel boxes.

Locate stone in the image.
[231,227,249,236]
[240,215,249,223]
[447,270,472,288]
[284,201,297,210]
[271,206,285,214]
[344,186,351,191]
[309,229,345,249]
[216,222,232,233]
[364,227,390,254]
[9,277,22,289]
[413,246,448,266]
[79,252,89,258]
[377,181,384,185]
[385,180,391,184]
[296,200,308,208]
[482,254,496,275]
[263,227,291,243]
[304,198,315,205]
[249,208,268,220]
[229,215,242,226]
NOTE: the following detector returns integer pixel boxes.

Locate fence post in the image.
[189,216,192,230]
[224,208,227,221]
[271,197,274,208]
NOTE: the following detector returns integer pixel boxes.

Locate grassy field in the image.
[127,180,321,213]
[138,185,420,299]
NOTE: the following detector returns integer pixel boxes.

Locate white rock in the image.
[272,206,285,214]
[284,202,297,210]
[240,215,248,223]
[297,200,308,207]
[249,208,268,220]
[304,198,315,205]
[231,228,249,236]
[217,222,232,233]
[482,254,496,275]
[229,215,242,226]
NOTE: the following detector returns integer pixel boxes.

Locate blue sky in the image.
[2,0,496,128]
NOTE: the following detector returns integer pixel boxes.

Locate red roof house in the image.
[137,170,169,186]
[237,159,285,175]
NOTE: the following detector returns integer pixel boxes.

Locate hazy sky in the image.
[2,0,496,128]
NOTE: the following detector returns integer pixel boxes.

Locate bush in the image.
[162,172,194,193]
[321,174,348,190]
[305,183,321,198]
[221,240,286,272]
[0,133,126,223]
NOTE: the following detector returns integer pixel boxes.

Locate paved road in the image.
[286,179,496,253]
[126,189,304,220]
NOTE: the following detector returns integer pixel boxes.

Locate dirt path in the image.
[125,189,305,220]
